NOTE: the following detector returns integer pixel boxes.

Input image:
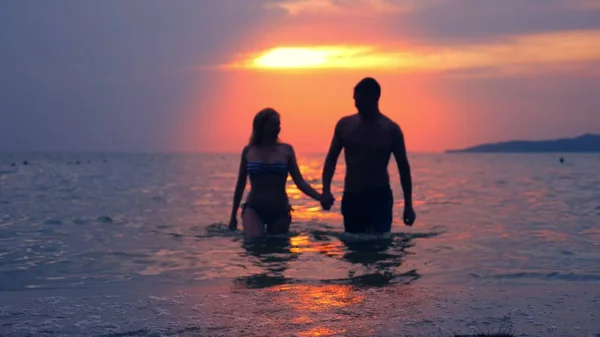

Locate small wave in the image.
[159,224,440,243]
[205,222,230,233]
[203,223,240,238]
[97,216,113,223]
[98,326,204,337]
[99,329,149,337]
[72,218,88,225]
[323,268,421,287]
[310,230,439,242]
[234,269,421,290]
[425,200,462,206]
[482,271,600,282]
[153,222,441,244]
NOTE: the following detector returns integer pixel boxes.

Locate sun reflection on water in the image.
[289,235,345,258]
[298,326,347,337]
[271,283,364,336]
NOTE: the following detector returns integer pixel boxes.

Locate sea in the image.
[0,153,599,337]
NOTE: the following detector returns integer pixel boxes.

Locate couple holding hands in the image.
[228,77,416,237]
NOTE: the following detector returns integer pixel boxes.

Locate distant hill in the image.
[446,134,600,153]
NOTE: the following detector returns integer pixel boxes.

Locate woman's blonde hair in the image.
[248,108,280,146]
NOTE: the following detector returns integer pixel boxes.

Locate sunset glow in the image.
[183,4,600,154]
[229,30,600,74]
[4,1,600,154]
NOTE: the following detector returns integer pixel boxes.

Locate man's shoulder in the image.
[338,114,357,123]
[336,114,359,127]
[379,114,402,132]
[379,113,398,125]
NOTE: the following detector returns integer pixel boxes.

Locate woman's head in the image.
[249,108,281,146]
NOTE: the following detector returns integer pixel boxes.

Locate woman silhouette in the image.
[228,108,324,237]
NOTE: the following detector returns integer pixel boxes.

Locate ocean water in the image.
[0,153,599,336]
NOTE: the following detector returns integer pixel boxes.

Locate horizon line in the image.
[0,150,442,156]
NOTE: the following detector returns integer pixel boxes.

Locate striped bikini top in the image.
[247,161,288,178]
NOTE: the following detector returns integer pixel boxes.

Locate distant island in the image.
[446,133,600,153]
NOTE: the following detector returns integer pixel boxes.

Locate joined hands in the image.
[320,191,335,210]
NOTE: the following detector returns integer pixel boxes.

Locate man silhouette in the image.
[321,77,416,233]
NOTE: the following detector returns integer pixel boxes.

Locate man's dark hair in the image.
[354,77,381,101]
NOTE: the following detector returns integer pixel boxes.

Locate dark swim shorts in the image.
[341,185,394,234]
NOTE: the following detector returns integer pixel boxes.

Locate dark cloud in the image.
[384,0,600,44]
[0,0,598,152]
[0,0,278,152]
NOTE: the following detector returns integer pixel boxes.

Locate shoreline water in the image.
[1,282,598,337]
[1,153,599,336]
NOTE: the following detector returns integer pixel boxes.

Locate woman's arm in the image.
[230,146,249,222]
[286,144,321,201]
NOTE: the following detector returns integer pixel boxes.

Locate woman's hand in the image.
[228,217,238,231]
[320,192,335,210]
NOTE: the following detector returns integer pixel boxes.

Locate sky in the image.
[1,0,600,153]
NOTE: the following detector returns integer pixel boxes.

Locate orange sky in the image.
[184,69,455,153]
[177,0,600,154]
[180,5,454,153]
[2,1,600,153]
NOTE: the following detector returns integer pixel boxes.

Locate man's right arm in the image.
[391,124,413,209]
[322,119,345,195]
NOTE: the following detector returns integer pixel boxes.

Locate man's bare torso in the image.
[338,113,399,193]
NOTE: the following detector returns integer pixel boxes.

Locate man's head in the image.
[353,77,381,115]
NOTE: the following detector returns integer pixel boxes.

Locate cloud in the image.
[265,0,339,15]
[261,0,600,48]
[228,29,600,77]
[264,0,429,16]
[0,0,278,152]
[391,0,600,44]
[576,0,600,8]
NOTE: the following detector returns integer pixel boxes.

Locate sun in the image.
[253,47,334,68]
[238,46,378,70]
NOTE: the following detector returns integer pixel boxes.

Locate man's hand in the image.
[403,206,416,226]
[228,217,238,231]
[320,192,335,210]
